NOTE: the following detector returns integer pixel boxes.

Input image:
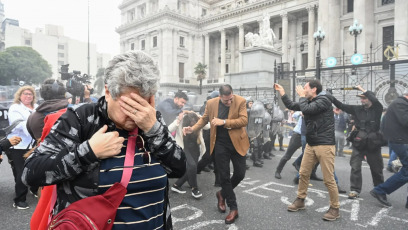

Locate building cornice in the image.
[116,7,200,33]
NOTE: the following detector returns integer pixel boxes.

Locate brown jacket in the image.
[192,95,249,156]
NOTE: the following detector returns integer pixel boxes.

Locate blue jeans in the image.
[374,143,408,195]
[387,142,398,168]
[295,135,339,184]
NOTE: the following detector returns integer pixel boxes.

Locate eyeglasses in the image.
[22,92,33,96]
[104,135,151,172]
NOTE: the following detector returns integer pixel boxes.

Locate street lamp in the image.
[313,26,325,80]
[349,20,363,54]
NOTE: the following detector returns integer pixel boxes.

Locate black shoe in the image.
[370,189,391,207]
[279,148,285,151]
[310,174,323,181]
[292,162,300,172]
[270,153,276,157]
[386,165,393,173]
[191,188,202,199]
[208,164,214,170]
[293,177,299,184]
[275,171,282,179]
[171,184,186,194]
[253,161,263,167]
[263,154,272,160]
[13,201,29,210]
[338,186,346,194]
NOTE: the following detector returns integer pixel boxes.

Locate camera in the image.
[59,64,94,98]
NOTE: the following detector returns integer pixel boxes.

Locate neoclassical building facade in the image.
[116,0,406,96]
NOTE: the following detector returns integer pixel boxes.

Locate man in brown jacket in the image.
[184,84,249,224]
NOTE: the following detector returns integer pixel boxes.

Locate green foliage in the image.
[0,46,52,85]
[194,62,207,81]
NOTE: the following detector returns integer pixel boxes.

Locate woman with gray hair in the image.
[23,51,186,229]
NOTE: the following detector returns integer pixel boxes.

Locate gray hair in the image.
[104,51,160,99]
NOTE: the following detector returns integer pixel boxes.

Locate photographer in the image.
[60,64,94,104]
[328,85,384,200]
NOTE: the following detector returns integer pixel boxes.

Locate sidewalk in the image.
[274,136,390,158]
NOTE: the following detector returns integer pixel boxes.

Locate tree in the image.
[93,67,105,96]
[0,46,52,85]
[194,62,207,95]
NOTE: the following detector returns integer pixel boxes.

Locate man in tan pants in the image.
[275,80,339,221]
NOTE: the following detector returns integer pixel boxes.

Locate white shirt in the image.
[7,102,38,149]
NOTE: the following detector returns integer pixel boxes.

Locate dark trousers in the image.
[349,146,384,193]
[175,145,200,189]
[6,149,30,203]
[276,133,301,173]
[197,130,220,184]
[214,140,246,210]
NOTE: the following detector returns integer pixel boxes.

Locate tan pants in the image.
[297,144,339,209]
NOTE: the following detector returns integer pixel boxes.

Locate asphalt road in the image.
[1,145,407,230]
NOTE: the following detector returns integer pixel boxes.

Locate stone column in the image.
[188,33,194,80]
[281,12,288,62]
[204,33,210,79]
[238,24,244,72]
[173,29,178,80]
[307,5,315,69]
[395,0,408,59]
[220,29,226,77]
[161,27,172,82]
[159,29,163,73]
[230,32,236,73]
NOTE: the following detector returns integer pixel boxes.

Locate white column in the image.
[159,29,163,73]
[238,24,244,72]
[395,0,408,59]
[230,32,236,73]
[307,5,315,69]
[188,33,194,80]
[281,12,288,62]
[220,29,226,77]
[161,27,172,82]
[173,29,178,80]
[204,33,210,79]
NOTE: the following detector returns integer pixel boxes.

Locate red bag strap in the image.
[47,127,138,224]
[121,127,138,187]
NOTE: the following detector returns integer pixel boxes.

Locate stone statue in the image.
[245,13,276,49]
[245,32,262,48]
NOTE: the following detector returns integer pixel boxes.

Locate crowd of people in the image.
[0,50,407,229]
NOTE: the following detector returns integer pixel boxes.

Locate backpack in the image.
[30,108,67,230]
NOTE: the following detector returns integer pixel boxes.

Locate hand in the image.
[183,126,193,136]
[356,85,366,93]
[211,117,225,126]
[296,85,306,97]
[274,83,285,96]
[84,85,92,98]
[8,136,22,146]
[88,125,125,159]
[119,93,157,132]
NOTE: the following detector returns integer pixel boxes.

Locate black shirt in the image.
[216,101,232,144]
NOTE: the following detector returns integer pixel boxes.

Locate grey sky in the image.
[2,0,121,55]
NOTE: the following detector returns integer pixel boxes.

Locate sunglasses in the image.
[104,135,151,172]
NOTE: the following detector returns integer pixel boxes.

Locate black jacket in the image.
[281,92,335,146]
[157,98,182,125]
[22,97,186,228]
[331,91,383,133]
[382,96,408,144]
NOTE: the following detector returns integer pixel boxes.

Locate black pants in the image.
[175,145,200,189]
[214,140,246,210]
[349,146,384,193]
[6,149,31,203]
[276,133,301,173]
